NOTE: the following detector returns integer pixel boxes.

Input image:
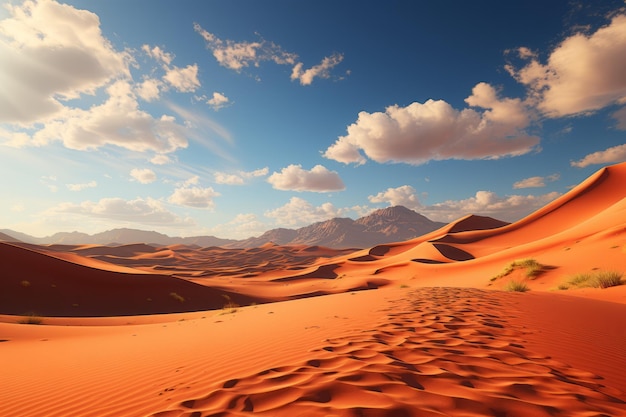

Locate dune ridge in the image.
[1,162,626,416]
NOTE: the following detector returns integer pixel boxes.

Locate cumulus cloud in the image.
[506,14,626,117]
[194,23,343,85]
[368,185,421,209]
[265,197,344,227]
[206,92,231,110]
[51,197,193,225]
[67,180,97,191]
[168,186,220,208]
[0,2,191,156]
[571,143,626,168]
[130,168,157,184]
[291,53,344,85]
[141,44,173,65]
[150,154,173,165]
[323,83,539,165]
[0,0,130,124]
[513,173,559,189]
[214,167,268,185]
[368,185,560,223]
[163,64,200,92]
[267,164,345,192]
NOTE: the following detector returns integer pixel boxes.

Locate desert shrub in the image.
[169,292,185,303]
[560,271,623,290]
[491,258,544,281]
[504,280,529,292]
[591,271,623,288]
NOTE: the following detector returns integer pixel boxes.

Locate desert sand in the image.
[1,162,626,416]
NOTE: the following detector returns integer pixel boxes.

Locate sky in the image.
[1,0,626,239]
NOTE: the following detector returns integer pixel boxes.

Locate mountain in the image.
[229,206,449,248]
[0,206,479,249]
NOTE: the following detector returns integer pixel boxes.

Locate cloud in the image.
[0,0,130,124]
[168,186,220,208]
[11,80,189,153]
[206,92,231,110]
[368,185,420,209]
[163,64,200,92]
[141,44,173,65]
[194,23,343,85]
[571,143,626,168]
[67,180,97,191]
[214,167,268,185]
[265,197,344,227]
[291,53,344,85]
[150,154,173,165]
[51,197,193,226]
[613,106,626,130]
[130,168,157,184]
[513,173,559,189]
[136,78,163,102]
[323,83,539,165]
[506,14,626,117]
[367,184,560,223]
[211,213,268,239]
[267,164,345,192]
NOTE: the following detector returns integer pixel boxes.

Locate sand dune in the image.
[1,163,626,416]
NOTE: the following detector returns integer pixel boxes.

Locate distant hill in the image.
[1,206,471,249]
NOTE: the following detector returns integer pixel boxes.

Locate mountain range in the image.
[0,206,454,249]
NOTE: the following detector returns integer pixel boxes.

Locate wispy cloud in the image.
[268,164,345,192]
[67,180,97,191]
[571,143,626,168]
[324,82,538,165]
[513,173,559,189]
[194,23,344,85]
[214,167,268,185]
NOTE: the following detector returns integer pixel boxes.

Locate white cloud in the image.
[12,80,189,153]
[168,186,220,208]
[513,173,559,189]
[212,213,268,239]
[368,185,420,209]
[150,154,173,165]
[130,168,157,184]
[421,190,561,222]
[67,180,97,191]
[267,164,345,192]
[506,14,626,117]
[207,92,231,110]
[265,197,344,227]
[613,106,626,130]
[291,53,344,85]
[51,197,193,226]
[571,143,626,168]
[367,184,560,223]
[163,64,200,92]
[214,167,268,185]
[141,44,173,65]
[136,78,162,102]
[0,0,130,124]
[194,23,342,85]
[324,83,539,165]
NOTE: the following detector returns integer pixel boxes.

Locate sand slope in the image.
[1,163,626,416]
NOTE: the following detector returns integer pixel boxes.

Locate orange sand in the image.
[1,162,626,416]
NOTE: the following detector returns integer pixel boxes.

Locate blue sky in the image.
[1,0,626,239]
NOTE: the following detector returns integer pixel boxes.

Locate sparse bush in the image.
[591,271,623,288]
[170,292,185,303]
[220,294,239,314]
[491,258,544,281]
[504,280,529,292]
[559,271,623,290]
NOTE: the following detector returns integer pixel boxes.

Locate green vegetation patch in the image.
[491,258,544,281]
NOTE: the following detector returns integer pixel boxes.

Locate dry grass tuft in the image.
[503,280,529,292]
